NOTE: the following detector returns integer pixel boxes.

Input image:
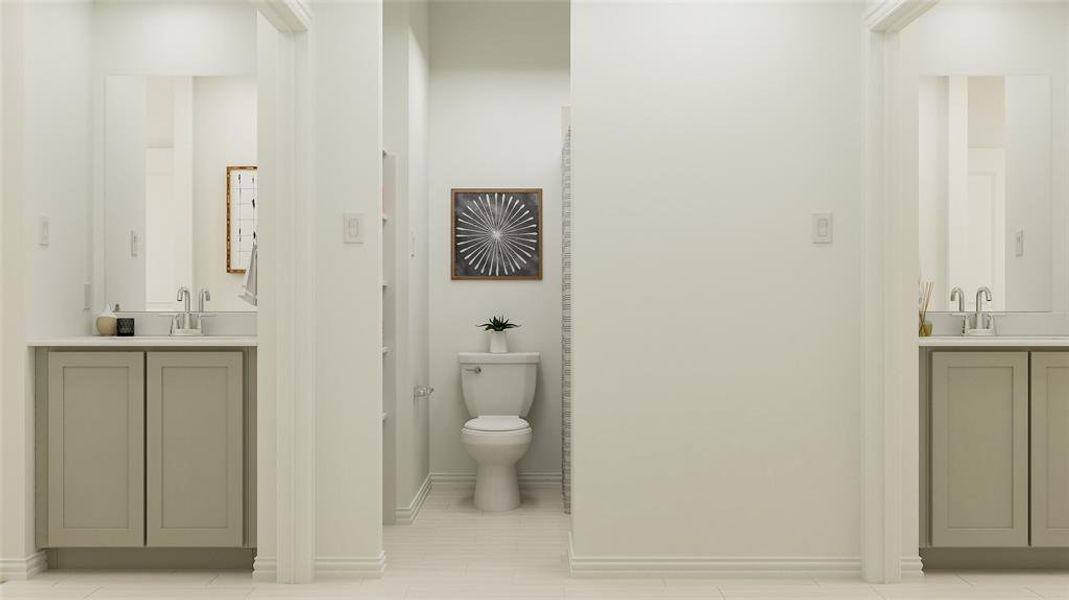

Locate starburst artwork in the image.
[452,189,542,280]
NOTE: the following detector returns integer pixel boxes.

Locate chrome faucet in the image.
[950,287,966,333]
[175,287,193,330]
[195,289,212,332]
[972,286,993,332]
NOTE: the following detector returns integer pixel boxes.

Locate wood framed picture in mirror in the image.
[226,165,257,274]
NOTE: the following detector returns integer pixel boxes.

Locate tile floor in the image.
[5,486,1069,599]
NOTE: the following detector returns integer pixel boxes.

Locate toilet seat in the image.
[463,416,530,432]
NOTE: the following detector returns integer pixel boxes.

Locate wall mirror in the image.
[103,74,257,312]
[919,74,1055,312]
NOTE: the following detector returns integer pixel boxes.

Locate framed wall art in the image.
[451,188,542,280]
[226,165,257,274]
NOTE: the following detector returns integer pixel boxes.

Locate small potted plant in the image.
[478,315,520,354]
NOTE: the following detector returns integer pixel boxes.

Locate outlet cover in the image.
[811,213,833,244]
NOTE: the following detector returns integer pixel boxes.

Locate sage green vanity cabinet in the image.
[930,352,1029,547]
[41,349,248,550]
[47,352,145,547]
[147,352,243,547]
[1031,353,1069,546]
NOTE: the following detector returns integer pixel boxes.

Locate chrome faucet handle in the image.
[967,287,994,335]
[950,287,966,313]
[198,288,212,312]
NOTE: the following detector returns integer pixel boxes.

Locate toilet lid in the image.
[463,416,530,432]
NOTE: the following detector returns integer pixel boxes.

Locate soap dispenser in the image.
[95,304,118,336]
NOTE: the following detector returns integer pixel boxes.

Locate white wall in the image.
[0,0,7,574]
[913,2,1068,311]
[919,76,949,308]
[24,1,94,339]
[93,2,256,76]
[311,0,385,570]
[1004,75,1052,311]
[103,76,148,310]
[570,0,864,569]
[1,0,94,576]
[428,0,568,479]
[193,76,257,312]
[384,0,431,514]
[253,13,279,578]
[406,0,431,505]
[969,76,1005,148]
[144,77,194,312]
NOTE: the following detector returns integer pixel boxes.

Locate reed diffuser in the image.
[918,280,934,337]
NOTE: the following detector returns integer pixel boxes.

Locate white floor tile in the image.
[10,487,1069,599]
[0,586,99,600]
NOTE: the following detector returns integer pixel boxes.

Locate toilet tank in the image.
[458,352,540,417]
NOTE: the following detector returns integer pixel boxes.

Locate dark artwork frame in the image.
[451,188,543,280]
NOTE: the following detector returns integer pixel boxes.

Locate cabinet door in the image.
[147,352,243,547]
[48,352,144,547]
[1032,352,1069,546]
[931,352,1028,547]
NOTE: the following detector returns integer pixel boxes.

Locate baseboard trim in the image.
[395,474,432,525]
[252,556,276,581]
[430,471,563,489]
[313,553,386,578]
[0,551,47,580]
[47,548,253,570]
[568,535,860,578]
[901,555,924,580]
[918,547,1069,570]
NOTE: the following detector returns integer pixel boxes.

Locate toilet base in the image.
[474,464,521,512]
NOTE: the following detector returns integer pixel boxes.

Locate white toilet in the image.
[458,351,540,512]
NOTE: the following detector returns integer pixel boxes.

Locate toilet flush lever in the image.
[464,366,482,374]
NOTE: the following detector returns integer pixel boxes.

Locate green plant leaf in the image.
[476,315,521,331]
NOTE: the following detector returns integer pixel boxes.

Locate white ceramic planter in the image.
[489,330,509,353]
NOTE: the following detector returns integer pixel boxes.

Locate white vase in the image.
[95,304,118,336]
[489,330,509,353]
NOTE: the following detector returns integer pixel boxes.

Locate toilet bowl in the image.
[461,416,532,511]
[458,352,540,512]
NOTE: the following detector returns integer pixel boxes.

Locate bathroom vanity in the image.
[29,338,257,569]
[919,336,1069,566]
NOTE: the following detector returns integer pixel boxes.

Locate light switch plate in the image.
[343,212,364,245]
[811,212,833,244]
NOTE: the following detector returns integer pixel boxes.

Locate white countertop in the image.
[919,336,1069,347]
[28,336,257,347]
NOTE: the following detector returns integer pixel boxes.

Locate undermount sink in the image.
[964,328,995,336]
